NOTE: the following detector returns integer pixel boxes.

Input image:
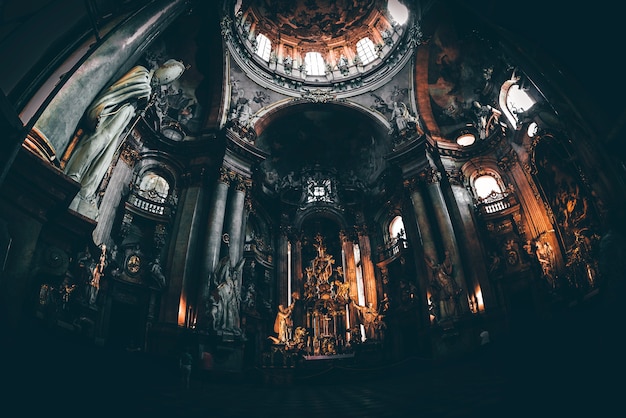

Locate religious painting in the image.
[533,135,601,292]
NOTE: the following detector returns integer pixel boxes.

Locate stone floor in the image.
[2,304,621,417]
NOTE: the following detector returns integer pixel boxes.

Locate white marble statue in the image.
[64,59,185,219]
[211,255,245,335]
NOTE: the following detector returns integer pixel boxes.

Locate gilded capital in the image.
[218,166,232,185]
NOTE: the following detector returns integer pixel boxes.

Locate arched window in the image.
[507,84,535,116]
[501,81,536,128]
[389,215,406,241]
[304,51,326,76]
[255,33,271,62]
[388,0,409,25]
[388,215,406,256]
[138,172,170,203]
[356,37,377,65]
[527,121,539,137]
[474,174,502,199]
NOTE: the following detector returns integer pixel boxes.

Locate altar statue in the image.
[352,301,380,340]
[149,257,166,289]
[427,250,462,319]
[274,303,294,343]
[274,292,300,343]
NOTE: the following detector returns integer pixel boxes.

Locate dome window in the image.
[456,132,476,147]
[255,33,271,62]
[502,82,536,128]
[356,37,378,65]
[388,0,409,25]
[389,215,406,241]
[304,52,326,76]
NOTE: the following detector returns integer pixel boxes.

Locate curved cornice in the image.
[252,97,391,138]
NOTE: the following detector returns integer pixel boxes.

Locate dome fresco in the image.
[247,0,381,42]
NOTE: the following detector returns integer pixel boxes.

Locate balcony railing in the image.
[127,188,174,218]
[378,237,409,262]
[476,190,518,217]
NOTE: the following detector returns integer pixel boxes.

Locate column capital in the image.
[445,168,466,187]
[355,223,369,237]
[420,166,441,185]
[339,229,356,243]
[404,165,441,190]
[234,175,252,193]
[279,224,292,237]
[403,177,420,193]
[118,142,140,167]
[218,166,232,185]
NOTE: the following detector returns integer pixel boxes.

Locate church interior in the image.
[1,0,625,415]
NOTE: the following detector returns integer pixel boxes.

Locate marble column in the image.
[405,176,437,315]
[446,168,494,311]
[164,168,208,326]
[226,176,248,264]
[240,187,252,261]
[92,144,135,246]
[425,167,469,314]
[196,167,230,330]
[405,177,437,262]
[291,235,304,325]
[509,154,563,268]
[340,230,358,338]
[203,168,231,278]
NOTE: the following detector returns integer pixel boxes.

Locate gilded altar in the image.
[302,234,351,355]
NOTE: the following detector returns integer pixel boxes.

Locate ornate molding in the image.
[119,142,140,166]
[402,165,440,191]
[421,166,441,185]
[300,88,337,103]
[403,177,419,193]
[446,168,465,186]
[355,223,369,237]
[497,149,519,172]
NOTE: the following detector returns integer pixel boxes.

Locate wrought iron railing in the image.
[379,237,409,262]
[127,188,174,218]
[476,190,518,216]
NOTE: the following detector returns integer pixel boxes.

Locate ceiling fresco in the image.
[247,0,381,43]
[424,10,511,138]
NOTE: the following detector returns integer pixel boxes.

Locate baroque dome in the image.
[227,0,417,95]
